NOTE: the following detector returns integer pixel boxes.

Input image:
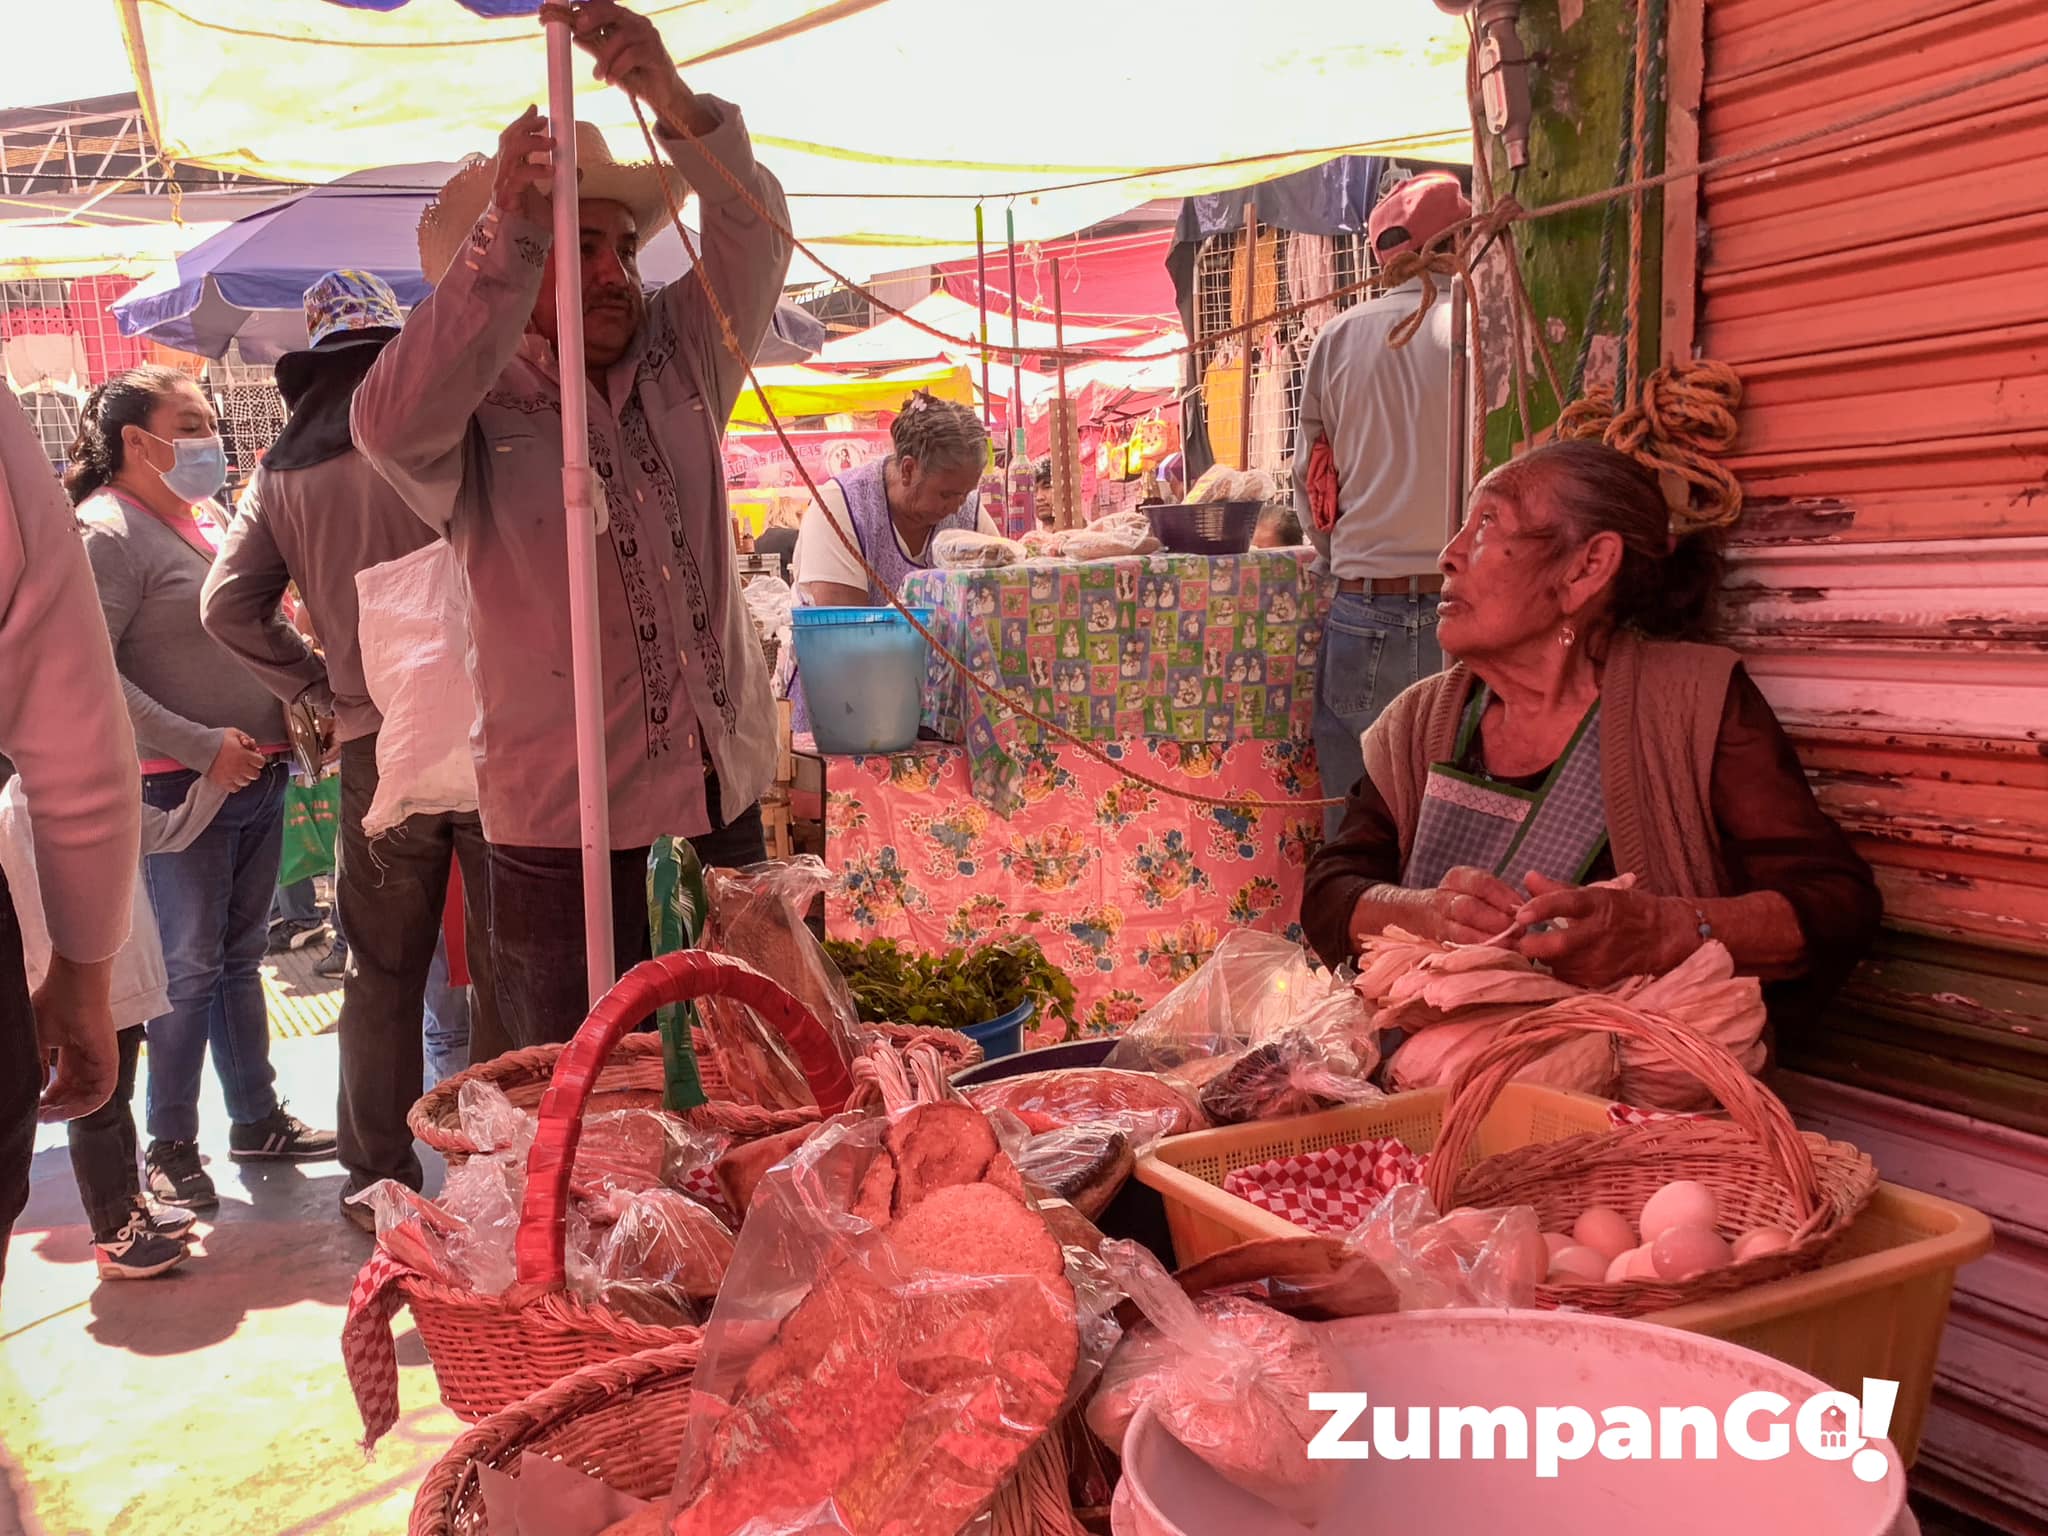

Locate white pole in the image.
[545,17,616,1009]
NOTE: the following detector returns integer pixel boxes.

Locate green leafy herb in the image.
[823,934,1079,1041]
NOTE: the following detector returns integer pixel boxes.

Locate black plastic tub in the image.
[1146,499,1262,557]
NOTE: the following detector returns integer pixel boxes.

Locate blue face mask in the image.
[143,431,228,504]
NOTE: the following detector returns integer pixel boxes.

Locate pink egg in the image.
[1603,1248,1636,1284]
[1572,1206,1636,1262]
[1543,1231,1575,1261]
[1733,1226,1793,1262]
[1640,1181,1719,1242]
[1651,1224,1734,1281]
[1547,1245,1611,1284]
[1628,1246,1662,1279]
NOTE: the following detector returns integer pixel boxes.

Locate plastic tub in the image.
[1117,1309,1909,1536]
[789,606,933,754]
[1132,1084,1992,1464]
[951,1036,1114,1086]
[960,998,1034,1060]
[1147,501,1261,556]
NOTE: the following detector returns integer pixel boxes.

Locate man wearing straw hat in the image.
[353,0,789,1048]
[204,270,500,1226]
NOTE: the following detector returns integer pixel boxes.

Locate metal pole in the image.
[1051,254,1073,528]
[1446,273,1470,541]
[1237,202,1256,470]
[1006,206,1022,457]
[975,202,992,430]
[545,19,615,1009]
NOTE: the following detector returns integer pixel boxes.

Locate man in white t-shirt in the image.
[791,392,997,606]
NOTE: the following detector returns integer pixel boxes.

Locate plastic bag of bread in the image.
[1236,468,1278,504]
[572,1108,729,1200]
[1190,1026,1383,1126]
[1344,1185,1544,1311]
[456,1077,536,1162]
[699,858,860,1109]
[346,1179,470,1288]
[1013,1122,1135,1219]
[1062,509,1160,561]
[587,1187,736,1307]
[931,528,1025,570]
[1087,1241,1341,1526]
[665,1096,1120,1536]
[1186,463,1245,503]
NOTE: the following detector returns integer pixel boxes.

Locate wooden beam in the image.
[1662,0,1708,363]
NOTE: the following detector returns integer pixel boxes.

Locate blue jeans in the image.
[1312,592,1443,841]
[142,763,287,1143]
[422,935,470,1090]
[271,877,320,925]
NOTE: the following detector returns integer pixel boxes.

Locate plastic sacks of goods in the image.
[1104,931,1382,1126]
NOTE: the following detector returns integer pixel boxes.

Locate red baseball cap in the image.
[1368,171,1473,262]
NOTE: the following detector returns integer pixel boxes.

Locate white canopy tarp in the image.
[116,0,1472,280]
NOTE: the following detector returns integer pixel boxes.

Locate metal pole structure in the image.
[1051,254,1073,528]
[975,202,992,430]
[1237,202,1258,471]
[1446,273,1470,541]
[544,19,615,1009]
[1006,206,1022,457]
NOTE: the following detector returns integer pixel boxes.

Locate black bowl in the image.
[1147,499,1263,557]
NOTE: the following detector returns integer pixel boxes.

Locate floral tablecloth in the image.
[821,736,1323,1043]
[901,549,1332,814]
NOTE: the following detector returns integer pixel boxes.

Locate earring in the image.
[1558,623,1577,648]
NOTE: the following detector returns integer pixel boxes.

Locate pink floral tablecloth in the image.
[821,735,1323,1041]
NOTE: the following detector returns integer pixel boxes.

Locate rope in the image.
[629,100,1341,813]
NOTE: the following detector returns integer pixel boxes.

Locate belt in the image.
[1338,575,1444,595]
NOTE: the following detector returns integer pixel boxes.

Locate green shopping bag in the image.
[648,836,710,1111]
[278,775,341,887]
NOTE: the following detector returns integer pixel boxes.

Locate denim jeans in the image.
[0,865,36,1289]
[489,795,766,1049]
[67,1025,144,1242]
[334,736,495,1193]
[1312,592,1443,841]
[143,762,286,1142]
[422,935,469,1090]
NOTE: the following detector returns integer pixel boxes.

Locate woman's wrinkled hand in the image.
[1354,866,1525,953]
[1512,872,1696,986]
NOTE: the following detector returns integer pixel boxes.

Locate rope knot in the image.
[1555,359,1746,534]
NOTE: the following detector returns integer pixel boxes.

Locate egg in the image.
[1640,1181,1719,1242]
[1603,1248,1636,1284]
[1651,1224,1734,1281]
[1628,1246,1662,1279]
[1572,1206,1636,1262]
[1547,1245,1611,1284]
[1543,1231,1575,1261]
[1733,1226,1793,1262]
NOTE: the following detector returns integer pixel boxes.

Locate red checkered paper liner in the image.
[341,1248,415,1450]
[1221,1137,1428,1236]
[1606,1102,1715,1130]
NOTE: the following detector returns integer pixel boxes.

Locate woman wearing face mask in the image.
[70,366,335,1214]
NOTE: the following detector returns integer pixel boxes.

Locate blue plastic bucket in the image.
[790,606,934,755]
[960,997,1035,1060]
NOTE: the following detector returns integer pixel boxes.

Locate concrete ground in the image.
[0,1023,462,1536]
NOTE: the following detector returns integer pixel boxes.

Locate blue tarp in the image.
[1176,156,1388,243]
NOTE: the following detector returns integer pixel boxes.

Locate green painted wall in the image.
[1476,0,1665,470]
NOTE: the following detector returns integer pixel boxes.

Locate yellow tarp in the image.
[0,217,231,280]
[727,361,974,427]
[116,0,1472,280]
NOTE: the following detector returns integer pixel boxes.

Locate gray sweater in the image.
[78,488,287,772]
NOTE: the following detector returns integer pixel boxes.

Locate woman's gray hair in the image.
[889,389,987,473]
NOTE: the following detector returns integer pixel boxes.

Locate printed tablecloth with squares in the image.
[900,549,1332,813]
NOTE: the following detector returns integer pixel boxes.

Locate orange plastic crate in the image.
[1133,1084,1992,1464]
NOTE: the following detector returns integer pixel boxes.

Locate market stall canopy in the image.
[727,361,974,428]
[109,162,827,362]
[115,0,1472,278]
[937,227,1181,330]
[815,292,1153,370]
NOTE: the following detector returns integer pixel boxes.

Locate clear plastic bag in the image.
[438,1155,524,1295]
[572,1108,729,1199]
[347,1179,470,1288]
[457,1077,536,1163]
[931,528,1026,569]
[1062,510,1159,561]
[959,1068,1199,1143]
[700,857,861,1109]
[1086,1241,1341,1526]
[665,1098,1120,1536]
[1343,1186,1546,1311]
[1014,1123,1136,1219]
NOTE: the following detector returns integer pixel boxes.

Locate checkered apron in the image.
[1403,692,1609,895]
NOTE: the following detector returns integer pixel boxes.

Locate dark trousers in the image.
[334,736,499,1194]
[488,796,766,1049]
[0,867,37,1291]
[67,1025,143,1242]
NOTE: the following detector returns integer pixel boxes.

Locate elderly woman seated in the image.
[1303,440,1880,1022]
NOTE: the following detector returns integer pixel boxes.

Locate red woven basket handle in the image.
[1422,995,1822,1227]
[515,950,854,1287]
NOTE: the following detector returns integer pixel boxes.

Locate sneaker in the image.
[314,941,347,980]
[139,1196,198,1240]
[228,1105,339,1163]
[145,1139,219,1210]
[95,1213,190,1279]
[265,917,329,955]
[339,1191,377,1236]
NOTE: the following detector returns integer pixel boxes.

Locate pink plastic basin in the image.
[1116,1309,1909,1536]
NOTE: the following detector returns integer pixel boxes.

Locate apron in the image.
[1402,689,1610,897]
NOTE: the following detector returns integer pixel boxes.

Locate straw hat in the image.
[416,121,689,284]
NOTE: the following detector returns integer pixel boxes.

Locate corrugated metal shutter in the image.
[1694,0,2048,1116]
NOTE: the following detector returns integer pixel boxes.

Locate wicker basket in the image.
[410,1341,1089,1536]
[1424,998,1880,1316]
[411,1014,982,1168]
[390,952,856,1422]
